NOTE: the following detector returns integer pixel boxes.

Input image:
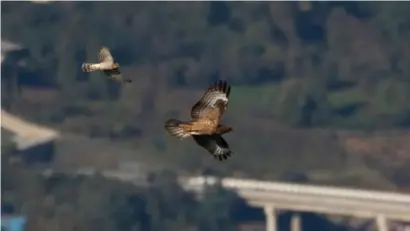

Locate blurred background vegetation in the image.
[2,2,410,229]
[2,1,410,188]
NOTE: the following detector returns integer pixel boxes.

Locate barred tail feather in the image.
[165,119,193,139]
[82,63,99,72]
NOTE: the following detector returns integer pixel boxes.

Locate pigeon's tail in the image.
[81,63,99,72]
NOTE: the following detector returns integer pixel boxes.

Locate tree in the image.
[144,170,198,231]
[197,181,242,231]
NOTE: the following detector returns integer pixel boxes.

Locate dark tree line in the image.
[1,151,359,231]
[2,2,410,129]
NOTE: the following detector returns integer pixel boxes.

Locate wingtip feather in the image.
[214,151,233,161]
[212,80,231,96]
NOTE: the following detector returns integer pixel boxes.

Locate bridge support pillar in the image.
[264,205,277,231]
[375,214,387,231]
[291,213,301,231]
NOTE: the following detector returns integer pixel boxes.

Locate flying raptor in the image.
[81,46,131,83]
[165,80,233,161]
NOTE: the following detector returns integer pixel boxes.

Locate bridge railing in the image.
[183,176,410,204]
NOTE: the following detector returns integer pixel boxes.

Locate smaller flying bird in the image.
[81,46,132,83]
[165,80,233,161]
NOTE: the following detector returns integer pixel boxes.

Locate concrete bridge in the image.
[183,176,410,231]
[77,170,410,231]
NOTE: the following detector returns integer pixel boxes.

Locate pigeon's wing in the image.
[98,46,114,65]
[103,67,122,80]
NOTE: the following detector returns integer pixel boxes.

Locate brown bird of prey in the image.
[81,46,131,83]
[165,80,233,161]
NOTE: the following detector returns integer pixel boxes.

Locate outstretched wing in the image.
[103,68,132,83]
[192,134,233,161]
[82,47,117,73]
[190,80,231,121]
[103,68,122,81]
[99,47,114,65]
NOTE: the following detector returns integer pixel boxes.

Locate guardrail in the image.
[182,176,410,221]
[183,176,410,203]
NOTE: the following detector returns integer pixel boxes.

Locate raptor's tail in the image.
[165,119,194,139]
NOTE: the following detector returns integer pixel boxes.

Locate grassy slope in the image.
[8,79,410,191]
